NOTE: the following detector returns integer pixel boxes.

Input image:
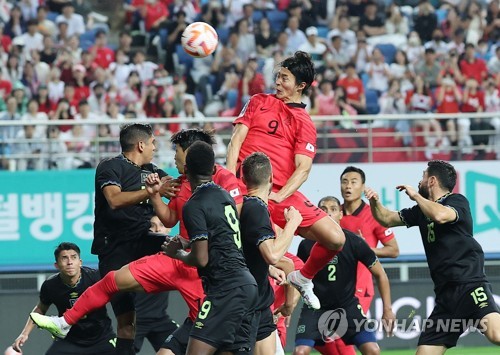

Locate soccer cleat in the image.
[287,270,321,310]
[30,313,71,339]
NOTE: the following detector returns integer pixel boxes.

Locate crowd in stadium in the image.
[1,0,500,171]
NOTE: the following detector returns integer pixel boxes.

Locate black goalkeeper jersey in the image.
[92,154,167,255]
[240,196,275,310]
[183,182,256,294]
[297,229,378,309]
[399,193,486,293]
[39,267,115,346]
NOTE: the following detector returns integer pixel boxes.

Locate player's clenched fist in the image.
[284,206,303,226]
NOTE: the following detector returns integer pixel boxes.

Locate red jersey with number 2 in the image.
[234,94,317,188]
[168,164,243,240]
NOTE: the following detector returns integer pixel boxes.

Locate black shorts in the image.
[295,299,376,348]
[256,307,277,342]
[161,318,193,355]
[98,234,165,315]
[418,282,499,348]
[134,316,178,352]
[190,284,258,353]
[46,336,116,355]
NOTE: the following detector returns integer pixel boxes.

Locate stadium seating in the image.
[266,10,288,32]
[365,89,380,115]
[375,43,397,64]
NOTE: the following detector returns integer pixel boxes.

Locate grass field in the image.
[287,347,498,354]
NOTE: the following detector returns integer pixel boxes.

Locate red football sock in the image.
[64,271,119,325]
[301,242,341,279]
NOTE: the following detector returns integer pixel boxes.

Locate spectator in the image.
[55,20,70,46]
[234,18,257,63]
[389,49,414,93]
[447,28,466,55]
[233,55,265,115]
[19,0,38,22]
[39,35,57,64]
[485,0,500,42]
[35,85,53,114]
[190,54,214,108]
[44,126,70,170]
[178,94,205,129]
[4,5,26,39]
[487,46,500,76]
[224,0,252,28]
[284,15,307,53]
[435,74,461,155]
[0,67,12,99]
[365,47,390,95]
[414,47,440,89]
[379,79,411,146]
[0,22,12,52]
[88,83,107,115]
[288,1,314,32]
[323,35,349,79]
[46,0,71,13]
[64,124,93,168]
[359,1,385,37]
[262,49,284,92]
[12,85,28,115]
[198,1,225,30]
[117,31,133,62]
[424,29,448,60]
[30,50,50,86]
[36,5,58,37]
[403,31,425,65]
[484,77,500,159]
[462,77,488,158]
[22,98,49,138]
[255,17,277,58]
[12,124,44,171]
[299,26,327,69]
[385,4,409,36]
[3,53,22,83]
[72,64,90,103]
[89,30,115,69]
[240,3,256,33]
[460,43,488,84]
[0,96,22,168]
[16,19,44,60]
[413,0,437,43]
[132,50,158,83]
[120,70,142,111]
[337,62,366,114]
[274,30,293,57]
[67,34,82,62]
[55,3,85,37]
[441,6,460,41]
[436,50,464,86]
[327,15,356,58]
[210,45,243,94]
[352,30,373,74]
[142,84,164,118]
[462,0,485,45]
[141,0,168,33]
[406,76,443,157]
[165,10,189,72]
[51,98,75,133]
[106,101,125,137]
[160,99,178,133]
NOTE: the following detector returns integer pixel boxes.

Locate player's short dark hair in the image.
[427,160,457,191]
[318,195,341,207]
[279,51,316,92]
[171,128,216,151]
[340,166,366,184]
[186,141,215,177]
[54,242,80,261]
[242,152,272,189]
[119,123,153,152]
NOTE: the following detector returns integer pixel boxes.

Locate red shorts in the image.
[129,253,204,320]
[269,189,327,229]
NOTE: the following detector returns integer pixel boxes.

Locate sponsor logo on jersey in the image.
[230,188,240,197]
[306,143,315,152]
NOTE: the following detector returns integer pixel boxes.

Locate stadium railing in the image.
[1,112,498,170]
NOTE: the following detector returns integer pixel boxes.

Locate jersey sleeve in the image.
[398,204,423,228]
[217,169,243,205]
[233,94,261,127]
[293,115,317,159]
[443,194,468,224]
[374,223,395,244]
[244,202,275,247]
[350,231,379,269]
[95,160,121,190]
[182,202,208,243]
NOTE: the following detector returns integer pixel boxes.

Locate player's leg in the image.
[315,338,356,355]
[185,338,217,355]
[293,343,314,354]
[254,309,277,355]
[415,345,447,355]
[351,329,380,355]
[294,306,323,355]
[158,318,193,355]
[145,320,179,352]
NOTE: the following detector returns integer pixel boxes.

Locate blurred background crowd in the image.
[1,0,500,171]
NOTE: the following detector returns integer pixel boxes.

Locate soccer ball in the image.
[181,22,219,58]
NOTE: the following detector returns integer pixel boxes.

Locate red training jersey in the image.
[340,201,395,298]
[234,94,317,188]
[168,164,243,240]
[337,76,364,102]
[461,90,485,113]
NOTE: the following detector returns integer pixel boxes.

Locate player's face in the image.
[275,67,302,103]
[319,200,342,223]
[142,135,156,163]
[418,170,430,199]
[55,250,82,278]
[341,172,364,202]
[150,216,171,234]
[174,145,187,174]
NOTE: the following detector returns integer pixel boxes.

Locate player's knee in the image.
[487,328,500,345]
[359,342,380,355]
[324,232,345,250]
[293,345,311,355]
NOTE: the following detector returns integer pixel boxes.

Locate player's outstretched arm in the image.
[270,154,312,203]
[365,187,404,228]
[259,207,303,265]
[370,262,395,337]
[226,123,249,175]
[12,302,49,352]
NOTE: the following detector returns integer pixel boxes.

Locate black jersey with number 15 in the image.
[183,182,256,294]
[399,193,486,292]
